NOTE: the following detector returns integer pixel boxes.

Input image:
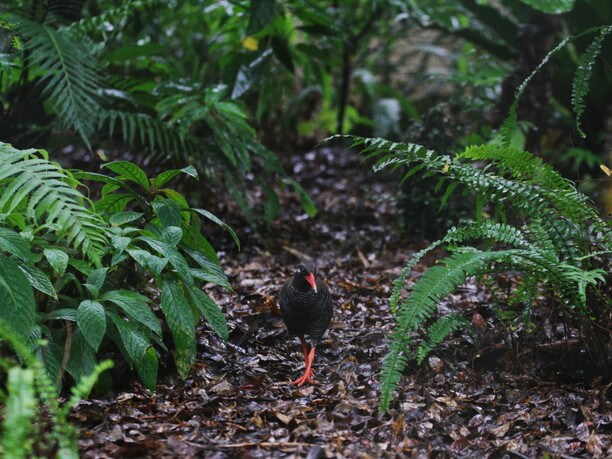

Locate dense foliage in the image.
[0,142,232,391]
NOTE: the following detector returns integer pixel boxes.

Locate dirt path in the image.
[75,148,610,458]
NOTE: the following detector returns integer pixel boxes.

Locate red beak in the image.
[305,273,317,292]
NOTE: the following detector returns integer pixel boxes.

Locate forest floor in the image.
[74,147,611,458]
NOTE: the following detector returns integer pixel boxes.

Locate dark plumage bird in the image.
[280,260,333,385]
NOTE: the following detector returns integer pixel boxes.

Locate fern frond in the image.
[572,25,612,138]
[0,143,108,265]
[12,16,103,148]
[416,313,470,364]
[381,250,521,411]
[499,35,571,147]
[340,135,609,261]
[67,0,160,35]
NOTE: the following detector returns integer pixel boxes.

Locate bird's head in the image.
[294,261,317,293]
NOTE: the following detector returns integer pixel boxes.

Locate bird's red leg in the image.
[291,346,316,386]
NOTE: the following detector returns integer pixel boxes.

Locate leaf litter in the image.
[75,147,611,458]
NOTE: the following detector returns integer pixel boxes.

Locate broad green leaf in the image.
[185,285,228,340]
[159,188,189,209]
[0,227,32,261]
[190,268,233,290]
[152,199,182,228]
[67,330,96,383]
[77,300,106,351]
[135,347,158,391]
[45,308,77,322]
[140,237,192,283]
[0,255,36,341]
[43,247,69,275]
[162,226,183,246]
[288,178,317,217]
[153,166,198,188]
[184,248,232,290]
[518,0,574,14]
[107,310,149,362]
[84,267,108,298]
[160,277,196,378]
[102,161,150,189]
[109,211,143,226]
[110,235,131,252]
[19,264,57,298]
[93,193,135,214]
[193,208,240,249]
[101,290,161,336]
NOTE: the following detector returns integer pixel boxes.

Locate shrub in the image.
[339,134,610,412]
[0,141,232,390]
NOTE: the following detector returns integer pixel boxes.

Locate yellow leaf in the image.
[600,164,611,176]
[442,162,450,173]
[242,36,258,51]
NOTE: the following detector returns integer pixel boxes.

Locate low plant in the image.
[0,141,233,391]
[0,320,112,458]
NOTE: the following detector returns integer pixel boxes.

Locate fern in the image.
[0,319,112,457]
[0,142,108,265]
[67,0,161,35]
[11,16,103,148]
[572,25,612,138]
[500,25,611,145]
[381,250,522,411]
[341,135,609,261]
[416,313,470,364]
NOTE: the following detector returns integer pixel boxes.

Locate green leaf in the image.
[0,255,36,341]
[67,330,96,383]
[77,300,106,351]
[127,248,169,275]
[44,248,69,276]
[84,267,108,298]
[288,178,317,217]
[135,347,158,391]
[185,285,228,340]
[45,308,77,322]
[19,264,57,298]
[109,211,143,226]
[102,161,150,189]
[107,310,150,363]
[517,0,575,14]
[100,290,161,336]
[153,166,198,188]
[193,208,240,250]
[162,226,183,247]
[111,235,131,252]
[0,227,32,261]
[93,193,135,214]
[160,277,196,378]
[140,237,193,283]
[190,268,233,290]
[152,199,182,228]
[184,248,232,290]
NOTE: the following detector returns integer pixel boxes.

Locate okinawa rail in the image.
[280,260,333,385]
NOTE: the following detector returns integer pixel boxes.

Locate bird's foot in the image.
[290,368,316,386]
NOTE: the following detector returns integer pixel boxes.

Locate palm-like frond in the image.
[572,25,612,138]
[12,16,103,149]
[0,142,108,265]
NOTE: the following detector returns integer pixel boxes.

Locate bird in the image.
[279,260,333,386]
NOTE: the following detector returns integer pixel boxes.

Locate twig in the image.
[217,441,314,448]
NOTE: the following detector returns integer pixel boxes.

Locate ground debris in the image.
[75,148,611,458]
